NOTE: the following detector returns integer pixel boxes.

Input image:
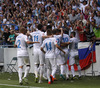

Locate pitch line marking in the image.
[0,83,44,88]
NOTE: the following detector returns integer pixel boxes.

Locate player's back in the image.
[15,33,28,56]
[54,35,62,46]
[31,30,44,49]
[54,34,62,55]
[69,37,79,51]
[62,33,70,43]
[43,37,56,58]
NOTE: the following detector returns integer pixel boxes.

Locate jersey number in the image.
[45,42,52,51]
[34,35,38,42]
[17,40,21,48]
[63,38,68,42]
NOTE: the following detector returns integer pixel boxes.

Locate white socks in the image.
[65,64,69,78]
[23,66,30,78]
[60,65,65,75]
[39,65,44,81]
[34,64,39,78]
[78,65,81,77]
[71,66,75,77]
[18,68,23,82]
[51,65,57,78]
[47,69,51,82]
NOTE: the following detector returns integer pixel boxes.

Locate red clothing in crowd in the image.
[77,26,87,41]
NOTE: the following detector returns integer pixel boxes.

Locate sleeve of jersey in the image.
[69,39,73,43]
[54,38,57,45]
[24,35,29,42]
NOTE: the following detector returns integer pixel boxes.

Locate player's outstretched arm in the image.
[40,47,46,54]
[60,42,70,47]
[26,41,40,44]
[56,44,65,54]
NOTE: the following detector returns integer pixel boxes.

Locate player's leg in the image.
[17,57,24,85]
[38,51,45,83]
[57,54,66,80]
[23,56,30,84]
[34,51,39,82]
[50,58,57,79]
[45,58,51,84]
[75,55,81,78]
[69,52,75,78]
[64,51,70,79]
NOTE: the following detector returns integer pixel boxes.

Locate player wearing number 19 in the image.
[14,27,39,85]
[41,29,65,84]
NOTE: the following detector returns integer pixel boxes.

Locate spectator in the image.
[0,28,3,45]
[2,27,10,45]
[7,30,15,46]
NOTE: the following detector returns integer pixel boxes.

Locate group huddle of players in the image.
[14,24,81,85]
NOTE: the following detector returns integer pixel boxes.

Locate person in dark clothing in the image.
[2,27,10,45]
[84,26,96,42]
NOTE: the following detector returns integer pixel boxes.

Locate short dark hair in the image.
[38,24,43,30]
[47,25,52,30]
[71,32,76,37]
[63,29,68,34]
[56,29,61,33]
[47,29,52,36]
[52,29,57,35]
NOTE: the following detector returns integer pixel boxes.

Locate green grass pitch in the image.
[0,72,100,88]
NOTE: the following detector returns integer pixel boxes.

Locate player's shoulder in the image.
[63,33,69,37]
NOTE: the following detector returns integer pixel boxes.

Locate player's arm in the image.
[26,41,39,44]
[60,28,63,37]
[40,40,46,53]
[14,40,17,48]
[60,42,70,47]
[42,35,53,39]
[26,32,32,38]
[56,44,65,54]
[40,47,46,53]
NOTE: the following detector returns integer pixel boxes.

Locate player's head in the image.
[52,29,57,35]
[20,27,27,34]
[56,29,61,35]
[46,25,52,30]
[63,29,68,34]
[70,32,76,38]
[47,29,52,36]
[38,24,43,30]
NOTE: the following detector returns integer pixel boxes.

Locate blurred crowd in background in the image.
[0,0,100,47]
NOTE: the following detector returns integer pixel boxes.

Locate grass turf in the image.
[0,72,100,88]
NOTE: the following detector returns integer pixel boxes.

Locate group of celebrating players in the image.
[14,24,81,85]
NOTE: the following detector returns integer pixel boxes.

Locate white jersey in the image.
[15,33,29,57]
[69,37,79,51]
[53,35,62,55]
[30,30,44,51]
[41,37,57,58]
[62,33,70,49]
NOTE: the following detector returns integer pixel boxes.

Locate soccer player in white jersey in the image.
[60,29,70,80]
[14,27,39,85]
[30,24,45,83]
[53,29,67,79]
[41,29,65,84]
[69,32,81,79]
